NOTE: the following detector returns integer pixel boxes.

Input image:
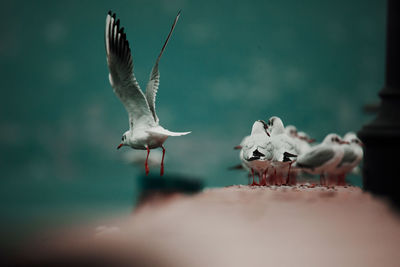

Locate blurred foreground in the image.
[11,185,400,267]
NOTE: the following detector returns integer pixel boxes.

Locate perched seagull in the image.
[295,131,313,155]
[297,131,315,144]
[241,120,272,185]
[267,117,300,154]
[105,11,190,176]
[227,136,251,180]
[294,133,346,185]
[267,116,298,185]
[284,125,298,138]
[236,135,251,172]
[332,132,364,185]
[227,137,251,175]
[284,124,314,154]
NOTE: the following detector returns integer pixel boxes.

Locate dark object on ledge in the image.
[358,0,400,206]
[136,174,203,206]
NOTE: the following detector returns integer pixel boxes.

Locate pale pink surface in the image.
[27,185,400,267]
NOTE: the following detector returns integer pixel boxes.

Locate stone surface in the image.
[16,185,400,267]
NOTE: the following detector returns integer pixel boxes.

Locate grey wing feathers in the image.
[338,146,357,167]
[145,10,181,123]
[146,68,160,123]
[297,147,335,169]
[105,11,154,128]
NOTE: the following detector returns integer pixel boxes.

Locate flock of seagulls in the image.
[235,116,364,186]
[105,11,190,176]
[103,10,364,185]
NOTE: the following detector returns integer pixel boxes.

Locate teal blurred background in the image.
[0,0,385,242]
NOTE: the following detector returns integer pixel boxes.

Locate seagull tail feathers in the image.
[146,128,191,137]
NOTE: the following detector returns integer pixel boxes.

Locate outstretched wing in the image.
[105,11,155,129]
[145,10,181,123]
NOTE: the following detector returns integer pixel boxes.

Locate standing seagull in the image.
[105,11,190,176]
[266,116,298,185]
[332,132,364,185]
[241,120,271,186]
[295,131,313,155]
[294,133,346,185]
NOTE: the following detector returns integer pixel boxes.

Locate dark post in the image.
[358,0,400,205]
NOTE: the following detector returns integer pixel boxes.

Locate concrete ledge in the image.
[16,185,400,267]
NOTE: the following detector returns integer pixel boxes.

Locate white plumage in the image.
[234,117,363,187]
[329,132,364,185]
[294,133,346,185]
[105,11,190,175]
[267,116,298,185]
[241,120,272,185]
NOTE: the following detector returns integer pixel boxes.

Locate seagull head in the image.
[350,138,364,147]
[251,120,270,136]
[267,116,285,136]
[344,133,364,147]
[285,125,298,137]
[117,131,129,149]
[297,131,315,143]
[343,131,357,140]
[323,133,348,145]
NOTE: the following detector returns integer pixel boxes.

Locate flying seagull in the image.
[105,10,190,176]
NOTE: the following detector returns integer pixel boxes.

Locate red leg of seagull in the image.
[286,162,292,185]
[250,169,257,186]
[320,174,326,186]
[260,168,268,186]
[145,146,150,175]
[327,174,336,187]
[290,172,297,186]
[257,173,262,186]
[278,171,283,186]
[338,174,346,186]
[160,145,166,176]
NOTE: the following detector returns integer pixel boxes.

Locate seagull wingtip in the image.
[107,10,116,18]
[180,131,191,136]
[175,10,182,19]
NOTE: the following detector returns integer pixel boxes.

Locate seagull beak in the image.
[234,145,243,150]
[117,143,123,149]
[340,141,350,145]
[308,138,316,143]
[359,141,365,147]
